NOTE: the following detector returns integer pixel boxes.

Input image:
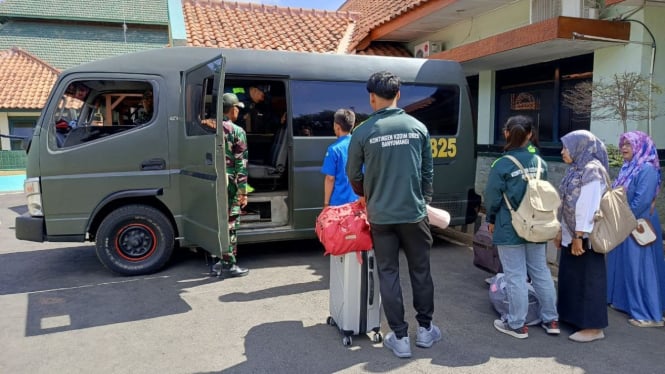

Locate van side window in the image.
[184,58,223,136]
[291,81,370,136]
[290,81,460,136]
[50,80,154,149]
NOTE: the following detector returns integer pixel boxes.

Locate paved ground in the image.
[1,191,664,374]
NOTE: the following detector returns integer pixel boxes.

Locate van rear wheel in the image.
[95,205,174,275]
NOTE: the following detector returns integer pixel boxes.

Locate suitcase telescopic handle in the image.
[368,270,375,306]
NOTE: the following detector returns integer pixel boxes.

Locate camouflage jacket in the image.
[222,119,248,213]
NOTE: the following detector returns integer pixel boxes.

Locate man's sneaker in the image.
[222,264,249,278]
[541,321,561,335]
[211,260,224,275]
[415,323,442,348]
[493,319,528,339]
[383,332,412,358]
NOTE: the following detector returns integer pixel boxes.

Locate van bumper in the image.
[15,214,45,242]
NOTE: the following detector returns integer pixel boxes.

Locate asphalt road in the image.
[1,191,663,373]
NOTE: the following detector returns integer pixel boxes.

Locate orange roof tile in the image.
[182,0,359,53]
[340,0,429,50]
[356,42,412,57]
[0,47,59,110]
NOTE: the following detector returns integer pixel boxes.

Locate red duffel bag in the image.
[316,201,373,256]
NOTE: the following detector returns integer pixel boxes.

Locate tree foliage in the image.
[562,72,663,133]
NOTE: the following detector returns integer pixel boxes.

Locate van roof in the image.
[64,47,466,85]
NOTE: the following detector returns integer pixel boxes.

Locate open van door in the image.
[179,55,229,258]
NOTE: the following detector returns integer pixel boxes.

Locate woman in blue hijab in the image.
[607,131,665,327]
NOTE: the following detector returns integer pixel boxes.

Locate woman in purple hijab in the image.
[556,130,609,342]
[607,131,665,327]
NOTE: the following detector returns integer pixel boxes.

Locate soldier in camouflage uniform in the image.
[212,93,250,278]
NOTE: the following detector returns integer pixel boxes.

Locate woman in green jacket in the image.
[484,115,559,339]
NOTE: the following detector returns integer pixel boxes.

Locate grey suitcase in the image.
[327,250,382,346]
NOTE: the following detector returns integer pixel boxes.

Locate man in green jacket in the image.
[347,71,440,358]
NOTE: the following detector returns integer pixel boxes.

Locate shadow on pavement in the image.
[0,239,329,338]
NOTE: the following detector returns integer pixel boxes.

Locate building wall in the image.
[590,7,665,146]
[0,111,39,150]
[0,112,7,150]
[412,0,530,52]
[418,3,665,149]
[477,71,497,145]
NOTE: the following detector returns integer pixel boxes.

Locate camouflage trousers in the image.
[222,214,240,264]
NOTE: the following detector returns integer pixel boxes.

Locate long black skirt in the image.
[558,240,608,329]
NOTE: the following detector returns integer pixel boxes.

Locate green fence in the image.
[0,150,27,170]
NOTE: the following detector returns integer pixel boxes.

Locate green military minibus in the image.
[15,47,479,275]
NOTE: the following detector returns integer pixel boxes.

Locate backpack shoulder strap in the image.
[535,156,542,180]
[503,155,531,181]
[501,154,536,212]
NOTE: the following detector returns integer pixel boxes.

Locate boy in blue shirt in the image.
[321,109,358,207]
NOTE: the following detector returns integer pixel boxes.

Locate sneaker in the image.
[211,260,223,275]
[493,319,528,339]
[415,323,442,348]
[222,264,249,278]
[541,321,561,335]
[383,332,412,358]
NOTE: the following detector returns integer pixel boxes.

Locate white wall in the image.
[410,0,530,52]
[477,71,496,144]
[0,112,9,150]
[591,7,665,146]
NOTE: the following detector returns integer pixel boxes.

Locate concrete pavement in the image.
[1,191,664,373]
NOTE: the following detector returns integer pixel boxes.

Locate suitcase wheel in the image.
[326,316,337,327]
[342,336,353,346]
[371,332,383,343]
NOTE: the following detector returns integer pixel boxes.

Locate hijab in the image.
[559,130,609,232]
[613,131,661,197]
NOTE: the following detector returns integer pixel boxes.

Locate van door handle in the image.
[141,158,166,170]
[205,152,213,165]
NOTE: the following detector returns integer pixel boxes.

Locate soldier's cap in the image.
[142,90,153,99]
[252,84,270,94]
[222,93,245,108]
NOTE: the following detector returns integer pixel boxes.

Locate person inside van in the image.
[230,84,281,134]
[55,119,72,147]
[132,90,153,125]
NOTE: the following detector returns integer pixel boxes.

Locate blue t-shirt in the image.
[321,135,358,206]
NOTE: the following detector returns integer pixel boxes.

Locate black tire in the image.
[95,204,174,275]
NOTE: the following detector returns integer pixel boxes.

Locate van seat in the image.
[248,125,287,179]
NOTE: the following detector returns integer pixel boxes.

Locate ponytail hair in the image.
[503,115,533,151]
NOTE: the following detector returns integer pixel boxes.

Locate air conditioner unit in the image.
[413,41,441,58]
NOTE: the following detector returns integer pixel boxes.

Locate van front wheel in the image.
[95,205,174,275]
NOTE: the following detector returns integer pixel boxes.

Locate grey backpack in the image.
[489,273,541,326]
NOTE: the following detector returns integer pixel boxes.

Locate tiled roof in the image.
[0,0,168,25]
[356,42,412,57]
[0,47,59,109]
[0,21,169,69]
[339,0,428,50]
[182,0,359,53]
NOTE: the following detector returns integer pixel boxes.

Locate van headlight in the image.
[24,177,43,216]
